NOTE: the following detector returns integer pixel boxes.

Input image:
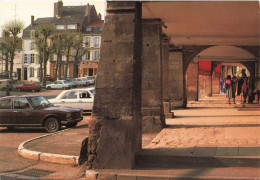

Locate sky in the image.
[0,0,106,36]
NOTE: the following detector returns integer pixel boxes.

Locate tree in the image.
[35,22,55,86]
[63,32,75,78]
[72,33,88,78]
[2,20,24,80]
[52,33,65,80]
[0,38,11,75]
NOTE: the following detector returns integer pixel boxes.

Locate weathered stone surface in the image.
[141,19,164,132]
[168,51,184,107]
[87,2,142,169]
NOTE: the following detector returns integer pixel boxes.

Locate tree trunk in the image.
[39,55,43,83]
[64,46,71,78]
[73,49,79,78]
[4,53,9,75]
[9,52,14,80]
[54,60,58,80]
[58,56,62,80]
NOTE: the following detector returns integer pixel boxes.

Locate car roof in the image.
[0,95,42,99]
[61,87,95,92]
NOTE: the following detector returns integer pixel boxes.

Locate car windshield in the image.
[29,96,53,109]
[90,89,95,95]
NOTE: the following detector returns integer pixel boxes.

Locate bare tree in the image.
[72,33,88,78]
[35,22,55,86]
[52,33,65,80]
[63,32,75,78]
[2,20,24,80]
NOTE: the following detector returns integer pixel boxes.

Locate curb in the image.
[18,128,79,165]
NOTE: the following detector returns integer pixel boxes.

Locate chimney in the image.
[54,0,63,17]
[31,16,34,26]
[98,13,102,20]
[84,3,90,17]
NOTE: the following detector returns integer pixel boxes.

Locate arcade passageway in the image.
[85,1,259,169]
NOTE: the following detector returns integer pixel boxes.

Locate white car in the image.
[46,80,72,90]
[48,87,95,111]
[74,78,87,86]
[86,76,95,85]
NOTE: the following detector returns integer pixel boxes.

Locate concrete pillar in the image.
[141,19,165,133]
[87,2,142,169]
[161,36,174,118]
[168,50,184,108]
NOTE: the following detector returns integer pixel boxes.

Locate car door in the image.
[59,90,79,108]
[11,98,41,125]
[78,90,94,110]
[57,81,64,89]
[0,98,13,124]
[52,81,58,89]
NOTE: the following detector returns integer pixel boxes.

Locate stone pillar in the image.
[141,19,164,133]
[199,74,212,98]
[186,58,199,101]
[161,36,174,118]
[87,2,142,169]
[168,50,184,108]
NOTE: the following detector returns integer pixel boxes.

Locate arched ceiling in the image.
[142,1,259,46]
[197,45,256,62]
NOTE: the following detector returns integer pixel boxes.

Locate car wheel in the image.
[47,86,51,90]
[45,117,61,133]
[66,122,78,128]
[32,89,36,93]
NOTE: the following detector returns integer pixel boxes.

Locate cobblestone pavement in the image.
[145,95,260,152]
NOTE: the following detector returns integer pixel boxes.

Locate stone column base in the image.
[163,101,174,118]
[142,116,163,133]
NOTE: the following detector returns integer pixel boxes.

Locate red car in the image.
[46,75,54,82]
[16,82,42,92]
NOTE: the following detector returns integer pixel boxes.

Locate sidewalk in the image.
[18,94,260,179]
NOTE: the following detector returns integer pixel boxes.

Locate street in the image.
[0,116,90,179]
[0,88,91,179]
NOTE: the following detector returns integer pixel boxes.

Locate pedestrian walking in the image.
[225,75,232,104]
[231,75,238,104]
[240,69,248,104]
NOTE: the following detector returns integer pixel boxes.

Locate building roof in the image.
[88,20,104,27]
[23,5,94,32]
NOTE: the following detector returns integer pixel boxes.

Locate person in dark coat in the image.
[231,75,238,104]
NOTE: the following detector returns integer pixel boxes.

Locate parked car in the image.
[74,78,87,87]
[48,87,95,112]
[46,75,54,82]
[86,76,95,85]
[46,80,72,90]
[0,95,83,132]
[0,79,13,91]
[80,77,91,86]
[68,79,78,88]
[16,82,42,92]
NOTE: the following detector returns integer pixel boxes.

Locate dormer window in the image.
[67,24,77,30]
[56,25,65,30]
[99,27,103,32]
[86,27,92,32]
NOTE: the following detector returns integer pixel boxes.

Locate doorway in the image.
[23,67,27,80]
